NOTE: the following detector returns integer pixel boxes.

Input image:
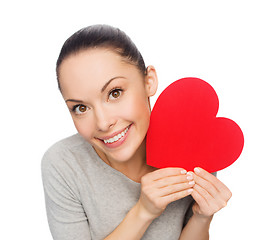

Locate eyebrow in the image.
[65,76,126,103]
[65,99,84,103]
[101,76,126,93]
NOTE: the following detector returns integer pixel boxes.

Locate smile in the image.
[103,125,130,144]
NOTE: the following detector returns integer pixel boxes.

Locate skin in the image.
[59,48,157,182]
[58,48,232,239]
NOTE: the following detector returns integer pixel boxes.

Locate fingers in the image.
[154,174,190,188]
[141,167,232,219]
[142,167,194,198]
[191,183,228,216]
[151,170,194,206]
[188,167,232,217]
[157,180,195,197]
[145,167,186,182]
[193,167,232,201]
[191,185,213,216]
[189,170,218,198]
[139,167,193,218]
[161,188,193,206]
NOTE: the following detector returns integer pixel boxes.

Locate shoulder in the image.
[41,134,90,175]
[44,133,87,153]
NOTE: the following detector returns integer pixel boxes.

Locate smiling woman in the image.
[41,24,231,240]
[59,48,157,166]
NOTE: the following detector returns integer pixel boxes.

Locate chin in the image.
[87,123,147,164]
[107,145,138,163]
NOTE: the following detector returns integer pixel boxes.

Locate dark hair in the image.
[56,24,147,90]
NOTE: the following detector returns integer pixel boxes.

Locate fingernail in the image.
[187,172,193,180]
[187,189,193,193]
[189,181,195,185]
[180,169,187,174]
[194,167,201,174]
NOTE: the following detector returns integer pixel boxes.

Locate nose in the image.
[94,105,116,132]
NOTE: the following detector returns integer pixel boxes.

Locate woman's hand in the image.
[137,168,194,220]
[189,167,232,218]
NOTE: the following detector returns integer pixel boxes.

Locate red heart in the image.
[146,77,244,172]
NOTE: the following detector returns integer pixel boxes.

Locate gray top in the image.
[41,134,194,240]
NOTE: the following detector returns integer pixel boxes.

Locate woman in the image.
[42,24,232,240]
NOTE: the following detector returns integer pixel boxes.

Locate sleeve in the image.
[41,145,92,240]
[183,196,195,227]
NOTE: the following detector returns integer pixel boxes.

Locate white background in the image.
[1,0,276,239]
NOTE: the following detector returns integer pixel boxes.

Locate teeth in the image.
[103,126,130,144]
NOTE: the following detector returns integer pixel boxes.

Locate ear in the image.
[145,65,158,97]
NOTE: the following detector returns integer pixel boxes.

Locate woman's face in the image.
[59,48,158,163]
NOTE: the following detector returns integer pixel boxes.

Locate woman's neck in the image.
[108,140,150,182]
[95,139,156,183]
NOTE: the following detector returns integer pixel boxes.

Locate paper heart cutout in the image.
[146,77,244,172]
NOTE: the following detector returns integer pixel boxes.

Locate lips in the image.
[98,124,132,147]
[103,125,130,143]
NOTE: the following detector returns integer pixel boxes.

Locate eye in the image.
[72,104,88,115]
[108,88,122,100]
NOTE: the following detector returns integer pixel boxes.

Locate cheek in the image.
[72,117,95,141]
[124,94,151,126]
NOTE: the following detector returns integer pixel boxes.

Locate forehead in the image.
[59,48,142,98]
[60,48,125,82]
